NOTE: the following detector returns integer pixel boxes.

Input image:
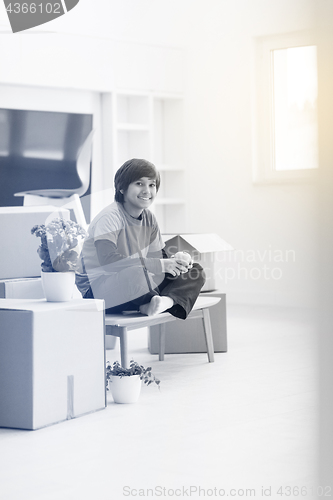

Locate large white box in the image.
[162,234,233,291]
[0,298,106,430]
[0,206,70,280]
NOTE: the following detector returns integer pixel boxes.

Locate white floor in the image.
[0,305,318,500]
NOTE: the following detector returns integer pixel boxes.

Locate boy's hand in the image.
[174,251,193,270]
[160,258,188,277]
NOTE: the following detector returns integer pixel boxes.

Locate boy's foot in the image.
[139,296,174,316]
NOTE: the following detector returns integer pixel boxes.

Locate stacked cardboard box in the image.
[0,298,106,430]
[162,233,233,291]
[148,291,227,354]
[0,206,70,280]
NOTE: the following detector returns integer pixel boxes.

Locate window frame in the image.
[252,31,318,184]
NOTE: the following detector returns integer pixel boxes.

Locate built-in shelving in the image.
[117,124,150,131]
[102,90,186,233]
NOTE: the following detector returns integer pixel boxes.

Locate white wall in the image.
[182,0,317,307]
[0,0,319,307]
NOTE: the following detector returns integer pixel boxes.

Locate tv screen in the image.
[0,108,93,220]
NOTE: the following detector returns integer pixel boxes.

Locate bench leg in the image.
[202,308,215,363]
[159,323,166,361]
[119,327,129,368]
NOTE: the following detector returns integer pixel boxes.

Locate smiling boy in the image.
[76,158,205,318]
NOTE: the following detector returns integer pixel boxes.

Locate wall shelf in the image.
[117,124,150,131]
[102,90,186,233]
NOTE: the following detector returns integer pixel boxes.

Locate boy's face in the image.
[121,177,157,216]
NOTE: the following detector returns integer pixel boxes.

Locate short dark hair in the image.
[114,159,161,203]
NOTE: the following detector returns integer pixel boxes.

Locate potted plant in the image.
[106,360,160,404]
[31,218,86,302]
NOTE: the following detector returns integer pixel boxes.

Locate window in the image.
[253,32,318,183]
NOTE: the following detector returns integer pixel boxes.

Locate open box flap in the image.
[162,233,233,254]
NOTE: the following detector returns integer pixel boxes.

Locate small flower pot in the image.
[109,375,142,404]
[41,271,75,302]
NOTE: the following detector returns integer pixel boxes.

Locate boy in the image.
[76,158,205,318]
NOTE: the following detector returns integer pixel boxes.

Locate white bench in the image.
[105,296,221,367]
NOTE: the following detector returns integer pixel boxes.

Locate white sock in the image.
[139,296,174,316]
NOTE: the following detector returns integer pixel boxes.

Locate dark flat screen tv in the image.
[0,108,93,221]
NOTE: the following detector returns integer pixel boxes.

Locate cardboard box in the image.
[0,277,82,300]
[0,206,70,280]
[0,277,44,299]
[0,298,106,430]
[162,233,233,291]
[148,291,227,354]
